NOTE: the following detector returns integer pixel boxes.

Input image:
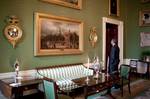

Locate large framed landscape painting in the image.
[41,0,82,10]
[34,12,83,56]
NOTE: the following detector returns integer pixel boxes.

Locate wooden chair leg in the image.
[128,83,131,94]
[146,72,149,79]
[136,71,138,79]
[128,78,131,94]
[121,79,123,96]
[146,73,148,79]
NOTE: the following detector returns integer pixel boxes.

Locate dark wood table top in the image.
[72,73,120,87]
[0,76,42,87]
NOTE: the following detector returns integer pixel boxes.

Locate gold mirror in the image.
[4,16,22,48]
[89,27,98,48]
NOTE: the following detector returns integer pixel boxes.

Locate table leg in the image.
[14,88,23,99]
[147,62,150,79]
[84,87,88,99]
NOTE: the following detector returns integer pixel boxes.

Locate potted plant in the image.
[141,51,150,61]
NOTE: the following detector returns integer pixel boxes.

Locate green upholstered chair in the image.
[43,77,72,99]
[129,59,138,77]
[120,64,131,96]
[43,77,108,99]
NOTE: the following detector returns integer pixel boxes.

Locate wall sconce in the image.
[4,15,22,48]
[89,27,98,48]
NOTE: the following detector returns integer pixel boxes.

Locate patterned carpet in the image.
[111,79,150,99]
[0,91,6,99]
[133,87,150,99]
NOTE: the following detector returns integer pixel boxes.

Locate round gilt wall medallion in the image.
[4,16,22,48]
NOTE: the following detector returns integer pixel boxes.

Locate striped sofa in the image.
[36,63,93,91]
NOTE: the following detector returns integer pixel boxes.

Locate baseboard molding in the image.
[0,69,36,79]
[123,58,131,65]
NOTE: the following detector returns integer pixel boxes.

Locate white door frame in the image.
[102,17,124,69]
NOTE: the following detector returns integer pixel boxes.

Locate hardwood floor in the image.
[110,79,150,99]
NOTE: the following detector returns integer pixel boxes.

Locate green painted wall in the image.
[0,0,145,73]
[125,0,150,59]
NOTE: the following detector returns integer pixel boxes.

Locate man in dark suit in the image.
[105,39,120,95]
[108,39,120,74]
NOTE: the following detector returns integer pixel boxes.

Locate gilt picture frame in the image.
[109,0,120,17]
[41,0,82,10]
[141,0,150,3]
[34,12,83,56]
[140,32,150,47]
[139,10,150,26]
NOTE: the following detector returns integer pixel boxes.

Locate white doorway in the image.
[102,17,124,70]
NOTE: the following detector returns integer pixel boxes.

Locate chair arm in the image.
[43,77,61,93]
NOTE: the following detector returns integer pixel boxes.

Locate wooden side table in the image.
[0,76,42,99]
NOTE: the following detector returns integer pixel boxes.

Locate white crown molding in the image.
[102,17,124,69]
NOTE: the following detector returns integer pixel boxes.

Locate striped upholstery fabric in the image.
[137,61,148,74]
[37,64,93,91]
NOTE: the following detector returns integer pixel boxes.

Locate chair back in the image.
[120,64,131,79]
[129,60,137,68]
[137,61,148,74]
[43,77,58,99]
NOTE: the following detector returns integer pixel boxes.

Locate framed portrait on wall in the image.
[139,10,150,26]
[109,0,120,16]
[34,12,84,56]
[41,0,82,10]
[140,32,150,47]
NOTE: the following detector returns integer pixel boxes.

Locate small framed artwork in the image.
[34,12,84,56]
[141,0,150,3]
[41,0,82,10]
[109,0,120,16]
[139,10,150,26]
[140,32,150,47]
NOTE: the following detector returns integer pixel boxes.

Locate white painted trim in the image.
[0,72,15,79]
[123,58,139,65]
[102,17,124,69]
[123,58,131,65]
[0,69,36,79]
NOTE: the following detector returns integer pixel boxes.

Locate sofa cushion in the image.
[36,63,93,91]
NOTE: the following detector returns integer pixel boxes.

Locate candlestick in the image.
[85,57,90,82]
[87,57,90,69]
